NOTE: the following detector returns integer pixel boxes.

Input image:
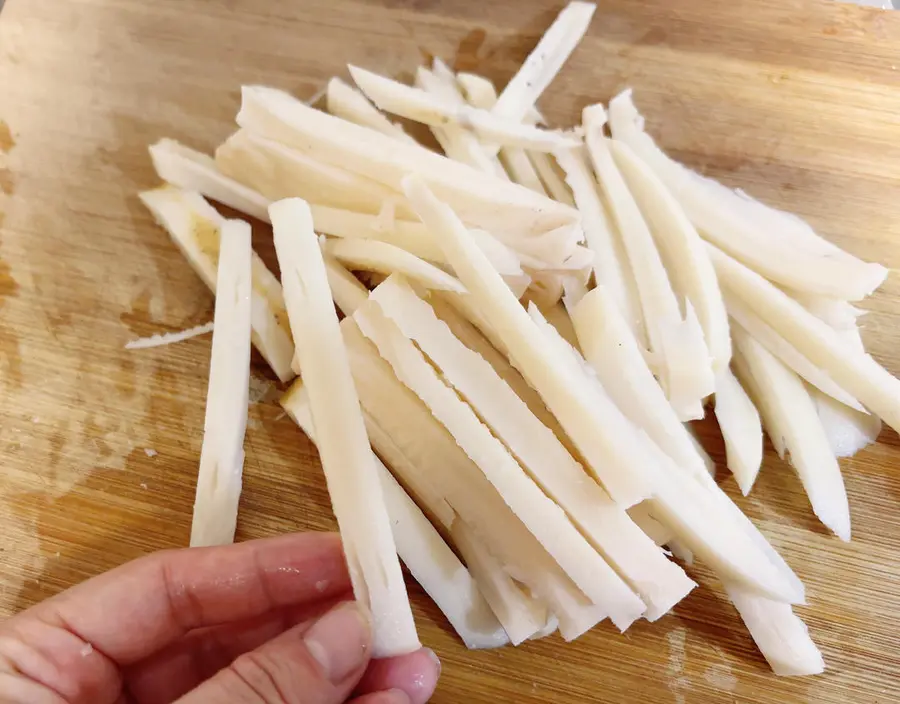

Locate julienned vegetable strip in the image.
[711,245,900,434]
[149,139,273,223]
[451,68,546,192]
[326,77,418,145]
[568,286,708,480]
[321,237,467,293]
[349,66,579,153]
[237,85,578,237]
[400,175,655,509]
[725,585,825,677]
[217,129,409,217]
[190,220,252,547]
[607,89,887,301]
[354,296,646,631]
[583,104,713,419]
[369,276,695,620]
[491,1,596,125]
[724,291,865,412]
[339,319,604,642]
[733,327,851,541]
[281,383,509,650]
[608,137,731,373]
[530,303,802,603]
[269,197,419,658]
[415,64,507,176]
[553,145,646,350]
[138,187,295,382]
[713,367,764,496]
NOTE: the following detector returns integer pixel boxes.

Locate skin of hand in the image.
[0,532,440,704]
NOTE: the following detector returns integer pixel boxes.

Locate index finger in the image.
[11,531,351,665]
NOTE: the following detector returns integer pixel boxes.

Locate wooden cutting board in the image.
[1,0,900,701]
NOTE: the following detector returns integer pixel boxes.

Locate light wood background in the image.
[1,0,900,701]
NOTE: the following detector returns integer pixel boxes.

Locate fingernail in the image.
[425,648,442,680]
[304,601,372,683]
[385,689,412,704]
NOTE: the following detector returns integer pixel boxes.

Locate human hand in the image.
[0,532,440,703]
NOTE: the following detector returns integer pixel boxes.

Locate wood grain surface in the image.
[1,0,900,701]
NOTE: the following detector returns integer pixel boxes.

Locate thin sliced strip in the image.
[401,175,654,507]
[686,426,717,478]
[584,104,714,417]
[456,72,543,127]
[568,286,708,479]
[322,237,467,293]
[813,387,881,458]
[312,205,445,262]
[491,1,596,124]
[138,187,295,382]
[438,291,513,358]
[571,256,803,601]
[497,224,584,270]
[362,409,456,529]
[713,367,763,496]
[415,65,506,176]
[323,254,371,317]
[326,77,418,144]
[704,476,806,600]
[733,327,850,541]
[415,68,479,167]
[190,220,252,547]
[725,585,825,677]
[282,384,507,650]
[553,145,646,348]
[453,69,546,193]
[627,503,675,547]
[125,322,214,350]
[793,293,865,331]
[349,66,579,153]
[799,303,881,456]
[355,297,646,630]
[450,520,549,646]
[371,277,694,620]
[609,138,731,372]
[237,85,578,237]
[216,129,410,217]
[641,440,803,603]
[685,170,887,300]
[340,318,600,641]
[149,139,273,222]
[500,147,549,194]
[311,205,525,279]
[711,245,900,433]
[429,295,574,456]
[532,301,580,350]
[338,320,458,528]
[367,463,508,649]
[657,301,714,421]
[533,301,801,603]
[725,291,865,412]
[529,151,576,205]
[270,197,418,658]
[607,90,886,301]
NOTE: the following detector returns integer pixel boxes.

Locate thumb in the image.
[176,601,373,704]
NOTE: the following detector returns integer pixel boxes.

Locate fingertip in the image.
[355,647,441,704]
[350,688,411,704]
